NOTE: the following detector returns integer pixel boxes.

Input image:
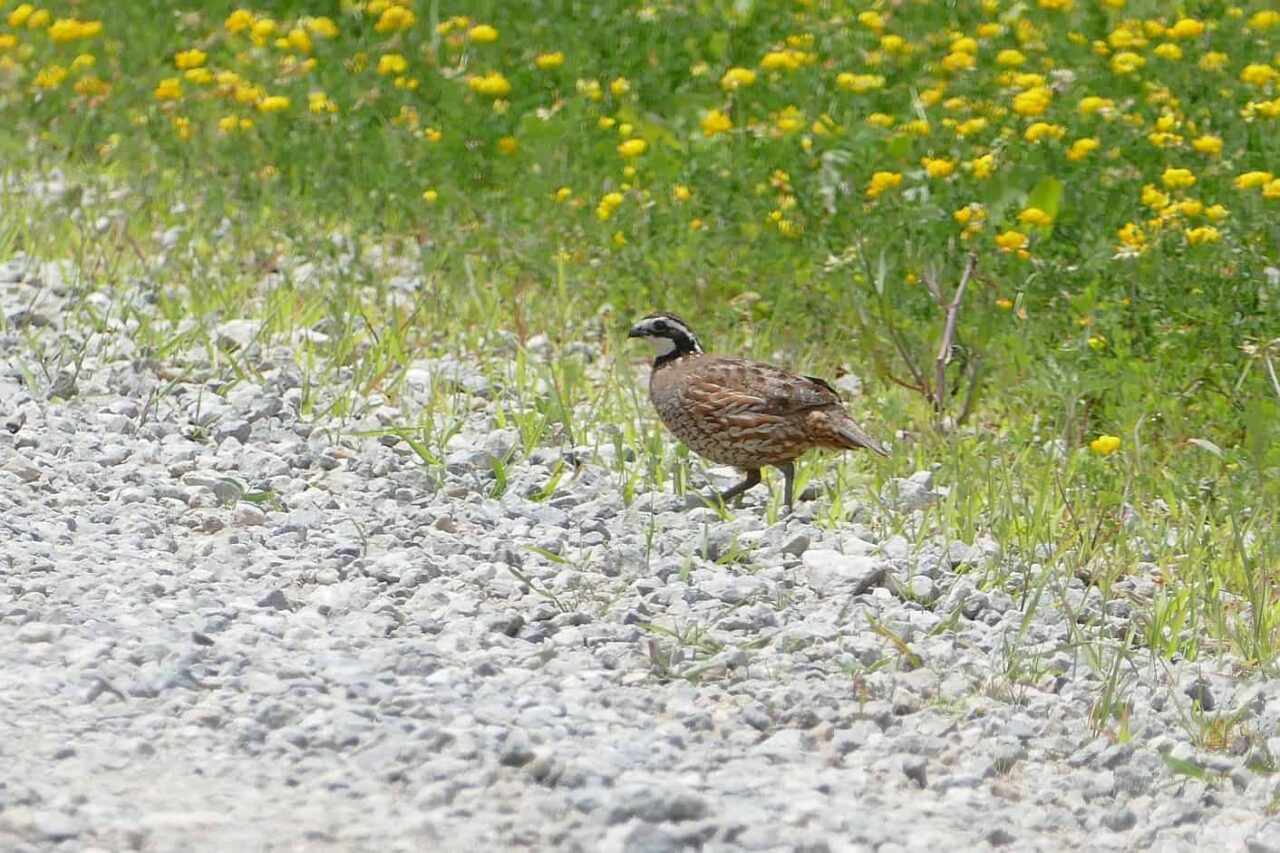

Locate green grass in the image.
[2,0,1280,685]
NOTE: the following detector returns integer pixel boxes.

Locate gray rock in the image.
[215,418,252,443]
[257,589,291,610]
[17,623,56,643]
[498,730,535,767]
[780,532,810,556]
[801,549,887,595]
[34,811,81,842]
[881,476,938,510]
[1183,676,1216,711]
[1102,806,1137,832]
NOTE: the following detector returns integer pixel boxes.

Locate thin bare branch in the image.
[1264,351,1280,402]
[956,354,983,426]
[934,252,978,413]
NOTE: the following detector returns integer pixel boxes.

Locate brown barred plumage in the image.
[629,312,887,507]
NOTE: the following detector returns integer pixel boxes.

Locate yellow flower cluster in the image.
[467,70,511,97]
[7,0,1280,263]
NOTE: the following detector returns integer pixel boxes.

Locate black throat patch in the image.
[653,326,702,368]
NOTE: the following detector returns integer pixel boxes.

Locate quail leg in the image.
[717,468,761,505]
[775,462,796,508]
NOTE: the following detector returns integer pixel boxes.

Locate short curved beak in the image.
[627,325,645,338]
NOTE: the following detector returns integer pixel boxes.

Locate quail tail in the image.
[808,410,889,457]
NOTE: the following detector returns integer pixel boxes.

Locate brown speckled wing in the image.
[688,358,841,417]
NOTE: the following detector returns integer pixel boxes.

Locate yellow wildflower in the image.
[1117,222,1145,248]
[308,92,337,114]
[554,187,572,202]
[1204,204,1228,222]
[536,51,564,69]
[47,18,102,42]
[867,113,895,128]
[759,49,809,71]
[1191,135,1223,156]
[701,109,733,137]
[857,10,884,31]
[1184,226,1220,244]
[374,6,416,33]
[250,17,277,46]
[1167,18,1205,39]
[995,230,1030,252]
[174,49,207,70]
[610,77,630,97]
[836,72,885,93]
[922,157,955,178]
[1153,43,1182,61]
[1241,64,1278,87]
[1265,179,1280,200]
[34,65,67,89]
[1248,10,1280,31]
[1025,122,1066,142]
[617,138,648,157]
[256,95,290,113]
[941,50,976,73]
[967,153,996,179]
[1067,137,1101,160]
[287,27,313,53]
[1110,51,1146,75]
[774,106,803,134]
[720,67,757,90]
[226,9,254,33]
[1077,96,1115,117]
[1235,171,1275,190]
[303,16,339,39]
[153,77,183,101]
[596,191,624,220]
[1090,435,1121,455]
[880,34,907,54]
[8,4,35,28]
[996,49,1026,67]
[1193,54,1228,76]
[1161,167,1196,189]
[865,171,903,199]
[468,24,499,42]
[1018,207,1053,226]
[378,54,408,76]
[468,70,511,96]
[422,190,438,203]
[1142,184,1170,208]
[497,136,519,155]
[1012,86,1052,117]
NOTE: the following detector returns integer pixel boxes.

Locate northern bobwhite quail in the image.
[628,311,887,507]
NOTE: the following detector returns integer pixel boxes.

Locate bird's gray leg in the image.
[775,462,796,508]
[717,469,761,505]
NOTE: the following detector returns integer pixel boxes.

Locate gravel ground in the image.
[3,250,1280,853]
